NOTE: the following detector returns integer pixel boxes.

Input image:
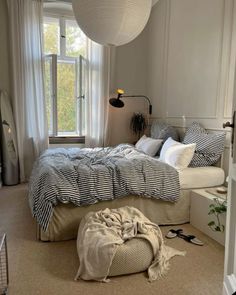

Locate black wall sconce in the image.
[109,89,152,115]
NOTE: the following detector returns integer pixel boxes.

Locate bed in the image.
[28,143,225,242]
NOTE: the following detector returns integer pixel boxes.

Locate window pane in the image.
[43,17,59,55]
[44,57,53,135]
[57,61,76,134]
[66,19,86,58]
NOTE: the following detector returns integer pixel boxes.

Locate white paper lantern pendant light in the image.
[72,0,152,46]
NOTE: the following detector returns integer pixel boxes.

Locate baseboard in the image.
[223,274,236,295]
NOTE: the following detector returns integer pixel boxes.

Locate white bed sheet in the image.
[179,166,225,189]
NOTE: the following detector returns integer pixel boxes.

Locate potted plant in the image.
[130,112,147,141]
[208,198,227,232]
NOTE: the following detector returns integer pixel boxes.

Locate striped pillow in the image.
[151,122,179,142]
[183,122,226,167]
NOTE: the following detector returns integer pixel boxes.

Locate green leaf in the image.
[208,221,215,226]
[215,207,222,213]
[208,209,215,215]
[220,206,227,212]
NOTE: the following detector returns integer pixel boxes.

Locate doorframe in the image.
[223,1,236,293]
[224,274,236,294]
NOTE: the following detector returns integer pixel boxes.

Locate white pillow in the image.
[163,142,196,170]
[160,137,181,161]
[135,135,147,150]
[135,135,163,157]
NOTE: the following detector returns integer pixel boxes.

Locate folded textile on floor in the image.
[75,206,185,282]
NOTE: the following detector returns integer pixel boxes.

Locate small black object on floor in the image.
[166,229,204,246]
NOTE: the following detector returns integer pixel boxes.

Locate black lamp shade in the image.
[109,97,124,108]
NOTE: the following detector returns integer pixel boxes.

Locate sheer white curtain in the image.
[7,0,48,182]
[85,40,114,148]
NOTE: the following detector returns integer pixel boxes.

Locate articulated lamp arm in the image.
[109,89,152,115]
[120,95,152,115]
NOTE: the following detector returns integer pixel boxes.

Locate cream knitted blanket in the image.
[75,206,185,282]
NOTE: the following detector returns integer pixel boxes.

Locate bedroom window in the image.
[43,16,87,137]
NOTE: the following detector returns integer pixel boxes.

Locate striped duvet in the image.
[28,144,180,231]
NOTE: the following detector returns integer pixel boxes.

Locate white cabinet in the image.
[190,189,226,246]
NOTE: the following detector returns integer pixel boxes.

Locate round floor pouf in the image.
[108,238,153,277]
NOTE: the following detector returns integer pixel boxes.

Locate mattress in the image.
[179,167,224,189]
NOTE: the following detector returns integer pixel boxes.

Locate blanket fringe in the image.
[148,245,186,282]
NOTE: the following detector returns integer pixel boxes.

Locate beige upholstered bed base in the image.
[38,190,191,241]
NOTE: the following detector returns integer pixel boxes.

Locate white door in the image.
[223,108,236,294]
[223,3,236,288]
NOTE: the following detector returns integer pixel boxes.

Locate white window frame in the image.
[43,13,86,137]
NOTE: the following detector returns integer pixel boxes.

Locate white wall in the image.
[0,0,11,97]
[108,27,149,146]
[109,0,235,151]
[147,0,234,128]
[145,0,236,174]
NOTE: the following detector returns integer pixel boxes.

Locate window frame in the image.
[43,13,86,141]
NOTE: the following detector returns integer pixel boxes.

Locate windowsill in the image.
[49,136,85,144]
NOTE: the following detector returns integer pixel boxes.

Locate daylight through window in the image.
[43,16,87,136]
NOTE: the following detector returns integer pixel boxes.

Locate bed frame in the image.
[37,190,192,241]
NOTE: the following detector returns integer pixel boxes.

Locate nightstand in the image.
[190,188,227,246]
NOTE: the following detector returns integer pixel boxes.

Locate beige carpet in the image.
[0,184,224,295]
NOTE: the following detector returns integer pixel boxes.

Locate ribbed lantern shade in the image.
[72,0,152,46]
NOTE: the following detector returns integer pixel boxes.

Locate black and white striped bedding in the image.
[28,144,180,231]
[183,122,226,167]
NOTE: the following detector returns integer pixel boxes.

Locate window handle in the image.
[77,95,85,99]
